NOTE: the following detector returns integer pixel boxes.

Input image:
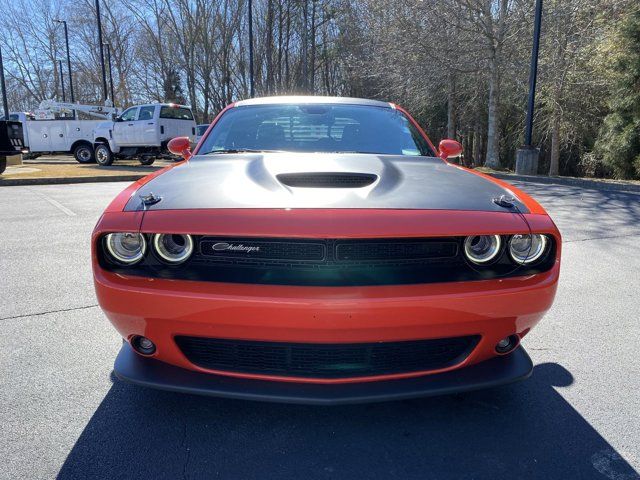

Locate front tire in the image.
[95,144,114,166]
[73,143,95,164]
[138,155,156,166]
[0,156,6,174]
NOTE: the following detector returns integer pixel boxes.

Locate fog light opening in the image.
[131,335,156,355]
[495,335,520,355]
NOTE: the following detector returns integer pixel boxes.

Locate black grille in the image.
[336,239,458,262]
[196,237,459,267]
[277,172,378,188]
[200,238,326,261]
[175,336,480,378]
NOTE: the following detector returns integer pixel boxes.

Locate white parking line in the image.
[26,187,77,217]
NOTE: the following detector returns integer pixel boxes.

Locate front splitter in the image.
[114,343,533,405]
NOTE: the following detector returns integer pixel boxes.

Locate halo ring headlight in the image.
[463,235,502,264]
[153,233,194,264]
[104,232,146,265]
[509,234,548,264]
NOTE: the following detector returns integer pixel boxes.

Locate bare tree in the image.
[0,0,632,178]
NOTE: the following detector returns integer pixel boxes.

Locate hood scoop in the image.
[276,172,378,188]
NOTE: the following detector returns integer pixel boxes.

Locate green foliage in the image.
[596,6,640,179]
[163,68,187,105]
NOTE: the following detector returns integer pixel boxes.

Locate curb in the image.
[488,172,640,194]
[0,174,146,187]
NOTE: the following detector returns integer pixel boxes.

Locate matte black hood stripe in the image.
[125,153,528,213]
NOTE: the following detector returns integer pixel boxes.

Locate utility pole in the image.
[95,0,109,103]
[54,20,74,103]
[104,43,115,106]
[59,60,66,102]
[515,0,543,175]
[248,0,254,97]
[0,45,9,119]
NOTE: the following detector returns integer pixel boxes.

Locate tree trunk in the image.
[323,28,331,95]
[277,0,283,90]
[473,122,481,167]
[461,135,469,166]
[284,0,291,89]
[265,0,275,94]
[302,0,309,91]
[549,113,560,176]
[447,76,456,139]
[485,51,500,168]
[309,0,317,93]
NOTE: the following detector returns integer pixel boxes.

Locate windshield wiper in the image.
[203,148,276,155]
[325,151,382,155]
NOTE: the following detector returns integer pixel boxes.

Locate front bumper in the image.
[114,342,533,405]
[95,264,558,382]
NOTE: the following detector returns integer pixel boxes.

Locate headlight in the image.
[509,234,548,264]
[463,235,502,264]
[153,233,194,264]
[104,232,146,265]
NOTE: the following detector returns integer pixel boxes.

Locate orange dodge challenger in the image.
[92,96,561,404]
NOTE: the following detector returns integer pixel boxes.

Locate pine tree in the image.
[163,68,187,105]
[596,6,640,179]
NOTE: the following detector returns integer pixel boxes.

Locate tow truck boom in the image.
[35,100,119,120]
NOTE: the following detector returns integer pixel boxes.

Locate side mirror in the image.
[168,136,192,160]
[438,139,463,160]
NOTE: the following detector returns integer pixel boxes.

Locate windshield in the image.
[197,104,434,156]
[0,113,29,121]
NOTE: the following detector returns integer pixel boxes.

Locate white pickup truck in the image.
[93,103,196,166]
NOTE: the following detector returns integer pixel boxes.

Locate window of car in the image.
[0,114,26,121]
[197,124,210,136]
[159,106,194,120]
[138,106,155,121]
[120,107,138,122]
[197,104,435,156]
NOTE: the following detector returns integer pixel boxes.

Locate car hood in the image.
[125,153,527,213]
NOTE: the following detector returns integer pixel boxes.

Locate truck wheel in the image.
[0,157,6,175]
[95,144,114,166]
[139,156,156,166]
[73,144,95,164]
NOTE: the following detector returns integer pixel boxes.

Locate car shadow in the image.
[57,363,638,480]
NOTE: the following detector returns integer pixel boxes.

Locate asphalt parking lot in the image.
[0,180,639,479]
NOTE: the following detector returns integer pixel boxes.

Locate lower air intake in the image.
[175,335,480,379]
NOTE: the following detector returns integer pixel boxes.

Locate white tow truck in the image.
[4,101,118,163]
[93,103,196,166]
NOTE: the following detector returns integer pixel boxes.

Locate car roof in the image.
[133,103,192,108]
[234,96,393,108]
